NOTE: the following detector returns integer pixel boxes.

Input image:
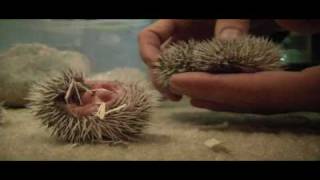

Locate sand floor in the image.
[1,99,320,160]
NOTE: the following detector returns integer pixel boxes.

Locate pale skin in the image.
[138,19,320,114]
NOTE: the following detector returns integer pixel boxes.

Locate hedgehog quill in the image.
[155,35,286,88]
[27,68,159,144]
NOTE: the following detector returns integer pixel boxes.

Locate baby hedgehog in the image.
[155,35,286,88]
[27,68,159,144]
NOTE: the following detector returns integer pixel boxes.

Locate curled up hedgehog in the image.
[27,68,160,144]
[155,35,287,88]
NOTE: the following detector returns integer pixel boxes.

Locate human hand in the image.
[138,19,214,101]
[168,66,320,114]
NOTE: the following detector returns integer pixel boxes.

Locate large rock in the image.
[0,43,91,107]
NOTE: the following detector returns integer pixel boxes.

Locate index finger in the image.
[138,20,175,67]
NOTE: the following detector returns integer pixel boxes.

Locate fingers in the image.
[138,20,175,67]
[169,72,262,109]
[148,69,182,101]
[139,20,197,101]
[169,71,315,113]
[214,19,250,40]
[138,19,214,67]
[138,20,216,102]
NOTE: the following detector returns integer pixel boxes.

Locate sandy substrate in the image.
[1,99,320,160]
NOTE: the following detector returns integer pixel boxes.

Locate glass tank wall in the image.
[0,19,152,73]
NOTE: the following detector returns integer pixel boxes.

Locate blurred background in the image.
[0,19,153,73]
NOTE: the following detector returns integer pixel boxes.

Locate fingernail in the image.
[219,28,243,40]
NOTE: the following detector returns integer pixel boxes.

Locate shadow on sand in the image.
[171,111,320,135]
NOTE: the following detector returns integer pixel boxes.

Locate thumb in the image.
[214,19,250,40]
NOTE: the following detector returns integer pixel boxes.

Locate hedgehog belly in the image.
[65,81,125,117]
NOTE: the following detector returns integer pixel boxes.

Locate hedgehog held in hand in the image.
[156,36,286,88]
[27,68,159,144]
